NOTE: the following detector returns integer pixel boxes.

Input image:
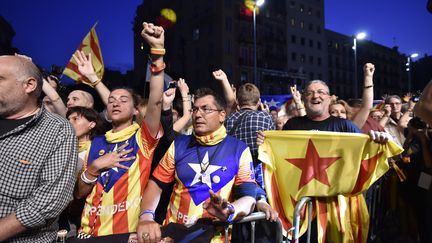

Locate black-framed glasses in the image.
[191,106,222,114]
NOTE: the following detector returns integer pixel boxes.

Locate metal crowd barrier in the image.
[292,197,313,243]
[213,211,283,243]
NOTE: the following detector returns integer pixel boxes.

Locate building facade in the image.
[134,0,409,98]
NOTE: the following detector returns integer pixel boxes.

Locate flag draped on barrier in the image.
[258,131,403,243]
[63,23,104,86]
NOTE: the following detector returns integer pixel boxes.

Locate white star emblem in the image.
[189,151,221,189]
[266,99,280,108]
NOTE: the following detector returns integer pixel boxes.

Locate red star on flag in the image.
[286,139,341,189]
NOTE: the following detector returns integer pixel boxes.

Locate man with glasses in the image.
[381,95,408,147]
[283,80,360,132]
[258,80,391,242]
[137,88,257,243]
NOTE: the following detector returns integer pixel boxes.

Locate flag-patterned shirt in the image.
[152,134,256,226]
[79,123,160,236]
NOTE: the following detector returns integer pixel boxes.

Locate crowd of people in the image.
[1,22,432,243]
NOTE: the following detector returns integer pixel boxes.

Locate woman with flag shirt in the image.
[73,22,166,239]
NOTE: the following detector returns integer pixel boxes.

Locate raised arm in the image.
[139,23,165,137]
[352,63,375,128]
[213,69,237,116]
[173,78,192,132]
[73,50,110,106]
[290,84,306,117]
[42,77,67,117]
[414,79,432,126]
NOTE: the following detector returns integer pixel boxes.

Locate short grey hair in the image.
[304,80,330,94]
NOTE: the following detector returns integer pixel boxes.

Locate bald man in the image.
[0,55,77,242]
[66,90,95,108]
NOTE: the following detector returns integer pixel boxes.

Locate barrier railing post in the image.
[292,196,313,243]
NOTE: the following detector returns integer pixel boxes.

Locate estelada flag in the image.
[258,131,403,242]
[63,23,104,85]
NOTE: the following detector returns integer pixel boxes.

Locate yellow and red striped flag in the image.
[63,23,104,85]
[258,131,403,242]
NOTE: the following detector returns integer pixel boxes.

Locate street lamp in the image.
[406,53,419,93]
[253,0,265,87]
[352,32,366,98]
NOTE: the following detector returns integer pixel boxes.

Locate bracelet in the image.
[226,203,236,224]
[91,78,102,88]
[150,62,166,74]
[150,48,166,56]
[364,85,373,89]
[86,168,100,177]
[81,170,97,184]
[139,209,155,219]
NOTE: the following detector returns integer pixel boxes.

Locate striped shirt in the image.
[78,123,161,236]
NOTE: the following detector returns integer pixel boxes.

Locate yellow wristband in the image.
[150,48,166,56]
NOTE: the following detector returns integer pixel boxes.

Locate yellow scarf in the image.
[105,122,140,143]
[193,125,227,146]
[78,140,92,153]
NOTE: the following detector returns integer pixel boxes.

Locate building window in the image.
[309,72,314,79]
[317,57,322,66]
[290,18,295,26]
[309,39,313,47]
[192,28,199,40]
[300,54,305,63]
[241,71,248,83]
[308,7,312,15]
[240,47,248,65]
[308,23,313,31]
[225,39,231,54]
[316,10,321,17]
[225,16,232,32]
[316,26,321,34]
[300,4,304,12]
[317,42,321,50]
[290,1,295,7]
[300,37,305,46]
[300,21,304,29]
[291,35,296,44]
[335,43,339,49]
[291,52,297,61]
[309,56,313,64]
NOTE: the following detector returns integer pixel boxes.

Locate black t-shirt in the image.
[0,115,34,137]
[283,115,361,133]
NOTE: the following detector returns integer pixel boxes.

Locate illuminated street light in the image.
[406,52,419,93]
[352,32,367,98]
[253,0,265,87]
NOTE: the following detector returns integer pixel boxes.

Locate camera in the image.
[409,117,427,129]
[168,81,177,89]
[38,64,65,91]
[411,91,421,103]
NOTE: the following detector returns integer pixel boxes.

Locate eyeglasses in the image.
[387,102,401,106]
[191,106,222,115]
[304,89,329,97]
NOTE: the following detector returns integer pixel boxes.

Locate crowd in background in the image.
[1,22,432,243]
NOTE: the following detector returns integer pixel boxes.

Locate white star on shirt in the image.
[266,99,280,108]
[100,144,120,177]
[189,151,221,189]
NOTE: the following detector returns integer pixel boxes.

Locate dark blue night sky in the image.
[1,0,431,73]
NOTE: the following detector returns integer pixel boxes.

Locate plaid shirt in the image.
[0,106,78,243]
[225,109,275,197]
